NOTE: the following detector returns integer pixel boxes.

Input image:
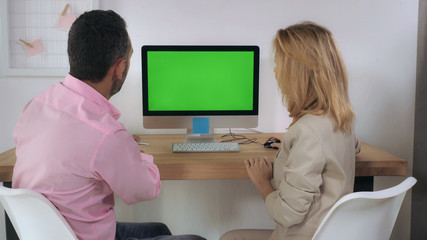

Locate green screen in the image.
[146,51,254,111]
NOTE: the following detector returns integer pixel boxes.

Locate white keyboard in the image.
[172,142,240,153]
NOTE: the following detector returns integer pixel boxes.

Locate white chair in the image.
[312,176,417,240]
[0,186,78,240]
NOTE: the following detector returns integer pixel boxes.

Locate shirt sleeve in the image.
[265,123,326,227]
[91,129,161,205]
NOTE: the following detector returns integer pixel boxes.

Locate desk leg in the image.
[3,182,19,240]
[354,176,374,192]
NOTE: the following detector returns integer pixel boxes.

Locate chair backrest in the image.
[0,186,78,240]
[312,177,417,240]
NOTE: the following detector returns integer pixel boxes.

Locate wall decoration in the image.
[0,0,101,76]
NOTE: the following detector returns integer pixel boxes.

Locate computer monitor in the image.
[141,45,259,142]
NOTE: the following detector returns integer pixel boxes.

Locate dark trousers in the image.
[115,222,206,240]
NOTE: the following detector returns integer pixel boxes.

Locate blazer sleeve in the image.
[265,123,326,227]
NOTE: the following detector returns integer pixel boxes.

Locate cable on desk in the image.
[219,129,263,145]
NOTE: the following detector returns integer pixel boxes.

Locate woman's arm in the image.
[265,123,326,227]
[245,157,274,200]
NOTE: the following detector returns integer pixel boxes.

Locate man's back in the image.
[12,74,161,240]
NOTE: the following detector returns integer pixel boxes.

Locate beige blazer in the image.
[265,114,360,240]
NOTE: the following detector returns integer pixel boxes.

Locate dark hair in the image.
[68,10,130,82]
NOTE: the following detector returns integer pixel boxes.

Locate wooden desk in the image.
[0,133,407,182]
[0,148,15,183]
[0,133,408,240]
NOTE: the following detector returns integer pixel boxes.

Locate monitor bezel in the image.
[141,45,260,117]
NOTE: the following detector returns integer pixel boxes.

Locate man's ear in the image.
[114,58,127,80]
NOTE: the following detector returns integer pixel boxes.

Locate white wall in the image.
[0,0,418,239]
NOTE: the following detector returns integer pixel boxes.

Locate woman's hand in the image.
[245,157,275,200]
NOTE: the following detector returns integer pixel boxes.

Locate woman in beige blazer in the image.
[221,21,360,240]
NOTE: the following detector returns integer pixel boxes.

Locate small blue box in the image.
[193,117,210,134]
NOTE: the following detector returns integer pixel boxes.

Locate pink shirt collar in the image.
[63,74,121,120]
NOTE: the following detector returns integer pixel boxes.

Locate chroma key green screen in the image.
[145,50,256,112]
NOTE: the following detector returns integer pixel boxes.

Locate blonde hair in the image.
[273,21,354,134]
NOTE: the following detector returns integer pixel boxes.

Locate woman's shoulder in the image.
[287,114,337,141]
[295,114,333,131]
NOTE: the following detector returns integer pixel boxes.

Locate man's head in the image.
[68,10,132,97]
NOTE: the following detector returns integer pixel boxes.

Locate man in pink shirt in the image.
[12,10,205,240]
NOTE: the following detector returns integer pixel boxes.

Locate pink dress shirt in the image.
[12,74,161,240]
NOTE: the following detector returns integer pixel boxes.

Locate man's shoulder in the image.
[33,82,125,134]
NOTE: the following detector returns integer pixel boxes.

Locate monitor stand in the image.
[184,128,217,143]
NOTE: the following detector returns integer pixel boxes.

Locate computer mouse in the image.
[264,138,281,149]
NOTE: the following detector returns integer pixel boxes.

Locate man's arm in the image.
[91,130,161,204]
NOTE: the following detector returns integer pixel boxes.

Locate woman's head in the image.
[273,21,354,134]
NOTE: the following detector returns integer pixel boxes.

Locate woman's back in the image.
[268,114,358,240]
